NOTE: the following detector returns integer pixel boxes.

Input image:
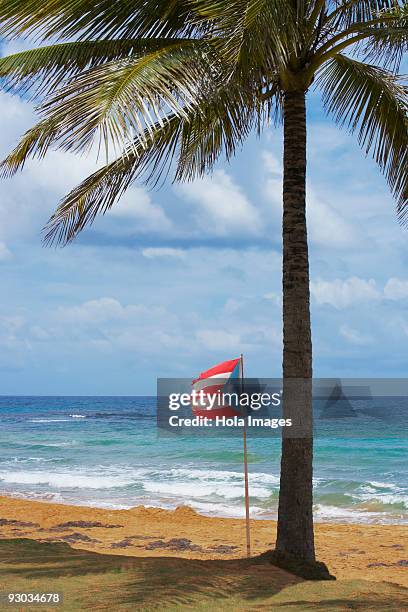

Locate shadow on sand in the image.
[0,539,407,610]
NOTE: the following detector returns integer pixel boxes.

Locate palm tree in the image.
[0,0,406,569]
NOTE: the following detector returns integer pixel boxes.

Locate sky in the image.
[0,41,407,395]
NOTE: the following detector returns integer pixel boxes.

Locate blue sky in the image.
[0,43,407,395]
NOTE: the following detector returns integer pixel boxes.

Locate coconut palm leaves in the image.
[35,41,214,153]
[1,39,216,156]
[41,76,265,244]
[0,0,407,244]
[318,55,408,209]
[42,119,181,246]
[191,0,298,75]
[0,39,199,98]
[0,0,196,40]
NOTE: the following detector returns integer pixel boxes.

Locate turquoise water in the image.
[0,396,406,524]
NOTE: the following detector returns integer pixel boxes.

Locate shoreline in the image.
[0,494,407,586]
[2,490,406,525]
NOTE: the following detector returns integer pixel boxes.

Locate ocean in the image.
[0,396,406,524]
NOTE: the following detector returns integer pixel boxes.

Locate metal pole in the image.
[240,353,251,558]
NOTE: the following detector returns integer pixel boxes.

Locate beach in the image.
[1,397,407,608]
[0,495,407,587]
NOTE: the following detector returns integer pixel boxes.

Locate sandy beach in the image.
[0,495,407,587]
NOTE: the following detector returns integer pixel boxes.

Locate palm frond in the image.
[317,53,408,220]
[42,115,182,246]
[0,117,59,176]
[1,0,406,240]
[1,40,218,167]
[44,40,216,154]
[0,0,198,41]
[176,78,280,180]
[359,23,408,71]
[41,72,274,245]
[191,0,297,77]
[0,38,195,99]
[327,0,401,30]
[314,1,406,66]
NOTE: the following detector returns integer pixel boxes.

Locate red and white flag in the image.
[192,357,242,419]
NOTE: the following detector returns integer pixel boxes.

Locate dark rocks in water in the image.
[55,521,122,529]
[397,559,408,566]
[0,519,39,528]
[145,538,203,552]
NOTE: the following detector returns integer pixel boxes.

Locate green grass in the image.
[0,539,407,611]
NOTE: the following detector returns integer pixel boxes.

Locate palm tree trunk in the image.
[275,89,315,562]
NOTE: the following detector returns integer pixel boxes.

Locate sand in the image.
[0,495,407,588]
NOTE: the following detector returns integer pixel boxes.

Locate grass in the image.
[0,539,407,611]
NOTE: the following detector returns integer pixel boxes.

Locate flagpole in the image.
[240,353,251,558]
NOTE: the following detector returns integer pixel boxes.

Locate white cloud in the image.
[384,278,408,300]
[402,320,408,337]
[306,189,358,248]
[0,93,100,243]
[339,324,373,345]
[311,277,380,308]
[0,93,45,243]
[262,151,358,248]
[223,298,244,314]
[108,187,172,231]
[1,39,39,57]
[0,91,35,149]
[176,169,261,236]
[142,247,186,259]
[57,297,152,325]
[53,297,183,355]
[57,297,126,325]
[29,325,50,341]
[196,322,280,353]
[52,291,281,358]
[0,315,25,334]
[0,91,171,245]
[26,149,103,193]
[196,329,241,351]
[0,242,12,261]
[0,314,31,364]
[262,151,282,175]
[263,292,282,306]
[311,276,408,308]
[309,124,350,154]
